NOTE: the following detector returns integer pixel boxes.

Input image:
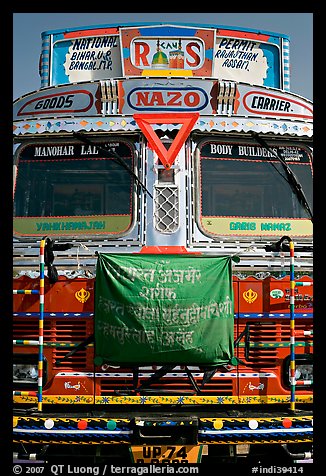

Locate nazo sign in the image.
[119,79,216,114]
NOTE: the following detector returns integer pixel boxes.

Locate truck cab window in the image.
[13,140,136,236]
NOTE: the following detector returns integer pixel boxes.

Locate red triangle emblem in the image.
[133,113,199,169]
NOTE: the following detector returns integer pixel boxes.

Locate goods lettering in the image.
[34,95,74,110]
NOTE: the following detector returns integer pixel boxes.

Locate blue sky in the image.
[13,12,313,101]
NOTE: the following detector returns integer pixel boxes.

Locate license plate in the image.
[130,445,203,463]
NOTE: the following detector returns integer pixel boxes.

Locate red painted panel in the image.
[13,276,94,313]
[238,277,264,314]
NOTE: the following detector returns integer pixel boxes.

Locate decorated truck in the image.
[13,22,313,464]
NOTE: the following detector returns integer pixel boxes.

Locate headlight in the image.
[295,364,313,383]
[283,354,313,389]
[13,354,47,388]
[13,363,38,384]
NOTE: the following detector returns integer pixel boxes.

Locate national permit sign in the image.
[94,254,234,365]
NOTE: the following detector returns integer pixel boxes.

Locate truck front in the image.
[13,22,313,464]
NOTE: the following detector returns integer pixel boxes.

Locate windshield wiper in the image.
[73,132,153,199]
[250,132,313,221]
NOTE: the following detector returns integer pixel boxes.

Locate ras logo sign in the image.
[130,38,205,70]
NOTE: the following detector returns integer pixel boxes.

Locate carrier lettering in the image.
[251,96,291,112]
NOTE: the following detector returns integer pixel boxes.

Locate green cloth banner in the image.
[94,254,234,365]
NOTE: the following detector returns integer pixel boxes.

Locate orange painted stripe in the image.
[217,29,270,41]
[140,246,201,254]
[64,28,119,38]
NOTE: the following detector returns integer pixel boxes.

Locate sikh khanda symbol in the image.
[243,288,258,304]
[75,288,90,303]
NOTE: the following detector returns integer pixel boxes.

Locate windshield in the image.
[197,140,313,237]
[13,140,135,236]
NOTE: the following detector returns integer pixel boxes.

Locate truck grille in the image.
[237,321,313,367]
[13,318,92,369]
[154,185,179,233]
[99,372,234,396]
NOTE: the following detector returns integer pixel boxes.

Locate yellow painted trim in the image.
[141,69,193,77]
[200,438,312,445]
[12,438,130,445]
[200,216,312,237]
[13,215,132,236]
[13,394,313,405]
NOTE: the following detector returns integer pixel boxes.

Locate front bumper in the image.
[13,411,313,446]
